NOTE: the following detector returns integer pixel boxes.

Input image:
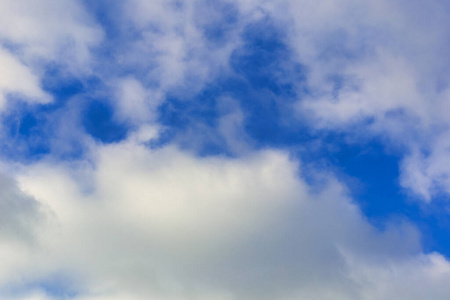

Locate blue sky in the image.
[1,0,450,299]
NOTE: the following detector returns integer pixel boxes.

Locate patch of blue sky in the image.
[41,65,87,101]
[82,99,130,144]
[0,272,79,299]
[158,88,228,156]
[199,1,239,46]
[0,65,128,161]
[36,274,79,299]
[231,18,302,95]
[82,0,145,76]
[309,134,450,257]
[322,137,411,219]
[81,0,123,40]
[1,102,51,161]
[157,18,307,154]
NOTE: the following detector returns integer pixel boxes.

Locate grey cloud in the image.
[0,173,46,243]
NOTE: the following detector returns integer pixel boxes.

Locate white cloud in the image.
[0,47,51,110]
[113,77,159,125]
[0,0,102,112]
[258,0,450,201]
[1,1,450,299]
[115,0,245,94]
[3,0,450,202]
[0,0,102,67]
[0,140,443,299]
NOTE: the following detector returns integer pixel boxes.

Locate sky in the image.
[1,0,450,299]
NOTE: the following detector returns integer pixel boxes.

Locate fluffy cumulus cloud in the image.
[1,0,450,299]
[0,139,447,300]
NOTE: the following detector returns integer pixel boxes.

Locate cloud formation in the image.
[0,140,444,299]
[0,0,101,112]
[281,0,450,201]
[1,0,450,299]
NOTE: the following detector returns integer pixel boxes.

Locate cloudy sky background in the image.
[1,0,450,299]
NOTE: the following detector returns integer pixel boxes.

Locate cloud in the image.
[0,0,102,66]
[117,0,242,92]
[1,1,450,299]
[113,77,154,124]
[0,140,443,299]
[0,0,102,113]
[3,0,450,202]
[0,172,45,243]
[256,0,450,201]
[0,171,49,292]
[0,47,51,110]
